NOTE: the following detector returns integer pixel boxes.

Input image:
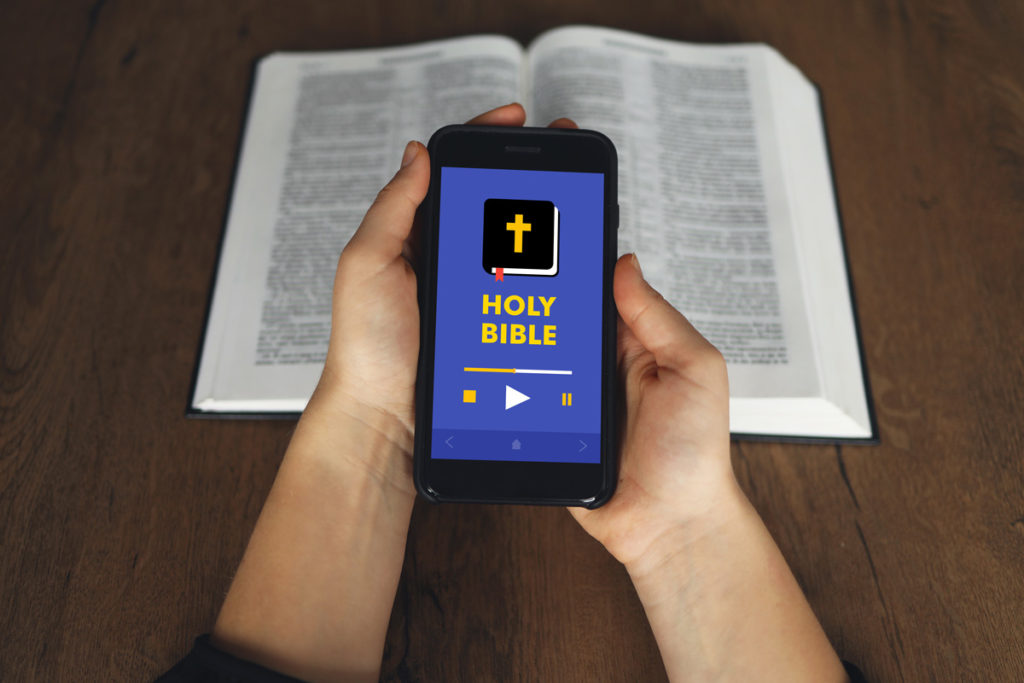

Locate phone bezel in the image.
[414,125,618,507]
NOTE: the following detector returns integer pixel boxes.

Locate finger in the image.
[613,253,719,370]
[616,314,648,369]
[346,141,430,262]
[400,207,422,270]
[568,505,591,525]
[465,102,526,126]
[547,117,579,129]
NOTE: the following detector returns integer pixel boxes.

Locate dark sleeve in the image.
[842,659,868,682]
[158,634,867,683]
[156,635,305,683]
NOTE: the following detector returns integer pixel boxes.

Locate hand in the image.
[311,103,578,491]
[571,253,735,567]
[212,103,582,682]
[571,256,846,681]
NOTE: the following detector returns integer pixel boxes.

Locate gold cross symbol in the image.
[506,214,531,253]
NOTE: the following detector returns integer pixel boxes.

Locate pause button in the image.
[561,392,573,406]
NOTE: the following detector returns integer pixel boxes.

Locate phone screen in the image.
[430,166,605,464]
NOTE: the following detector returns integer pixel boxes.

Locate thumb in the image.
[346,141,430,261]
[613,254,720,372]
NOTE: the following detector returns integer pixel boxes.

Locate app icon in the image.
[482,198,559,279]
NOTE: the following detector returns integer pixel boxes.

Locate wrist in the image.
[288,377,417,500]
[623,475,749,589]
[316,357,416,435]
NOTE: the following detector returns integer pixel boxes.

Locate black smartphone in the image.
[414,125,618,507]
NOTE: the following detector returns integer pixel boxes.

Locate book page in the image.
[763,52,872,435]
[526,26,819,400]
[193,36,523,411]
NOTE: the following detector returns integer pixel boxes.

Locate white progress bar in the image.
[464,367,572,375]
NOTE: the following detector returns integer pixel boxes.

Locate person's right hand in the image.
[572,256,847,682]
[570,253,737,569]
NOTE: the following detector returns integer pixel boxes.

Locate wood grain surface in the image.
[2,1,1022,681]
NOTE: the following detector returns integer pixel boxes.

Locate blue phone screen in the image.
[431,166,605,463]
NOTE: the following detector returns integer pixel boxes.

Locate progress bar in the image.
[464,367,572,375]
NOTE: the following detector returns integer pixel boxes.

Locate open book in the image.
[190,25,877,442]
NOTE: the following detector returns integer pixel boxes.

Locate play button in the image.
[505,385,530,410]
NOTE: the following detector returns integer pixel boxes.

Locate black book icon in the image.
[481,198,559,278]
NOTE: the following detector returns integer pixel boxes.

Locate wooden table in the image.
[2,1,1022,680]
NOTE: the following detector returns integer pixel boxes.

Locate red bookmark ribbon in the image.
[495,268,504,282]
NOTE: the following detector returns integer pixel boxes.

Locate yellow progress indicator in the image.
[464,367,572,375]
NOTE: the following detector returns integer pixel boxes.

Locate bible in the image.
[189,25,877,442]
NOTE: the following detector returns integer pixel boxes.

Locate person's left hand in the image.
[311,103,577,488]
[211,106,580,682]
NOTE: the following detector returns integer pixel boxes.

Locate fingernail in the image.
[631,253,644,279]
[401,141,418,168]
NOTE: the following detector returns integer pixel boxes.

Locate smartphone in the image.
[414,125,618,507]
